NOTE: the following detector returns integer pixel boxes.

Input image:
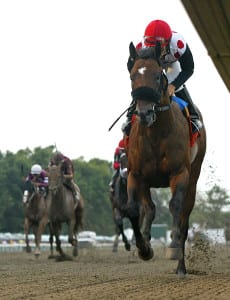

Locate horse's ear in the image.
[129,42,137,58]
[127,42,137,73]
[155,41,161,61]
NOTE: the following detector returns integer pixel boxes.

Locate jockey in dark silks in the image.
[109,139,126,193]
[50,152,80,204]
[23,164,48,204]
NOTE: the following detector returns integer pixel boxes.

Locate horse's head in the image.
[48,164,63,195]
[129,42,169,126]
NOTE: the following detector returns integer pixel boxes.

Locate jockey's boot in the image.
[109,169,119,193]
[122,99,136,136]
[175,85,203,133]
[23,190,29,204]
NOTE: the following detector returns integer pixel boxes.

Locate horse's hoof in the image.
[125,243,131,251]
[177,271,186,279]
[34,252,40,258]
[73,247,78,257]
[26,247,32,253]
[166,247,183,260]
[56,254,73,262]
[138,246,154,261]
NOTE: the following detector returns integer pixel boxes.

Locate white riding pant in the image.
[165,61,183,92]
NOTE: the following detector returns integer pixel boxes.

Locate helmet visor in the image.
[143,36,169,47]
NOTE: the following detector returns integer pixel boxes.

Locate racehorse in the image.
[109,152,132,252]
[125,42,206,276]
[46,163,84,261]
[24,181,48,258]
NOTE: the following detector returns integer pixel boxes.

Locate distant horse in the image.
[24,182,48,258]
[109,152,132,252]
[125,42,206,276]
[46,163,84,261]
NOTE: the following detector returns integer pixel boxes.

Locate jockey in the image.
[23,164,48,204]
[109,138,126,193]
[125,19,203,135]
[49,152,80,203]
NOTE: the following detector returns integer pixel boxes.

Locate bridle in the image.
[131,54,171,126]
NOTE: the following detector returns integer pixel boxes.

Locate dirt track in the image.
[0,243,230,300]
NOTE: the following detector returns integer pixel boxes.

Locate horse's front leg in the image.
[166,170,190,276]
[127,173,153,260]
[24,218,32,253]
[34,216,48,258]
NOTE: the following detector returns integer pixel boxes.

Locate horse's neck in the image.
[155,95,174,131]
[29,193,41,208]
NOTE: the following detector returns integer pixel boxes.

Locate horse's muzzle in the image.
[131,87,161,104]
[138,110,156,127]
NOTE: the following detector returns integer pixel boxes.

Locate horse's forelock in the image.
[138,47,156,60]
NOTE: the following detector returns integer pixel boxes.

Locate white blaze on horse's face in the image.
[138,67,147,75]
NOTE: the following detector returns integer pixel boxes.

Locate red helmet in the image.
[144,20,172,47]
[118,139,125,148]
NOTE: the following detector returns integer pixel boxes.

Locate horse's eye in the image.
[155,74,161,81]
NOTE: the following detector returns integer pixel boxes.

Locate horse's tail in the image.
[74,196,84,232]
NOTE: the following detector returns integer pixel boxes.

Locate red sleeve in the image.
[113,162,120,170]
[114,147,120,155]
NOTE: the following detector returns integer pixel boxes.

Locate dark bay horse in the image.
[125,42,206,276]
[46,163,84,260]
[24,182,48,258]
[109,152,132,252]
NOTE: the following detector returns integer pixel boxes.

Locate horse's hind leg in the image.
[117,220,131,251]
[114,209,131,251]
[68,220,78,257]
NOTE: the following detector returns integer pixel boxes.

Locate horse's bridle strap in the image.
[155,104,171,112]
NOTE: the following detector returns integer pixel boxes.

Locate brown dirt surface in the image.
[0,243,230,300]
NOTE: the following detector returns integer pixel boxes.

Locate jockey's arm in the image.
[171,45,194,90]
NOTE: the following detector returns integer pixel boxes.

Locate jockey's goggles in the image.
[143,36,169,47]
